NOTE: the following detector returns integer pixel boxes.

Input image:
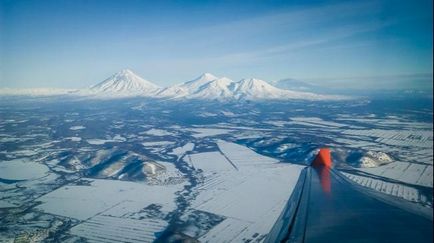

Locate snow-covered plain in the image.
[352,162,433,187]
[141,128,174,136]
[188,128,234,138]
[36,178,183,220]
[342,172,432,206]
[186,141,305,241]
[86,135,126,145]
[0,88,77,96]
[70,215,168,243]
[342,129,433,150]
[141,141,175,147]
[26,139,303,242]
[0,93,431,242]
[0,158,49,180]
[69,125,85,130]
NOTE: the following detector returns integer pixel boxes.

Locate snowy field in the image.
[342,172,432,206]
[0,97,432,242]
[0,158,49,180]
[70,215,168,243]
[189,141,304,241]
[36,178,183,220]
[357,162,433,187]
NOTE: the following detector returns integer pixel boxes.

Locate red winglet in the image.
[312,148,332,168]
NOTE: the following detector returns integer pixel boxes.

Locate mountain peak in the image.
[90,69,160,95]
[200,72,218,80]
[181,73,219,91]
[117,68,135,75]
[231,78,286,99]
[237,78,274,89]
[112,69,143,80]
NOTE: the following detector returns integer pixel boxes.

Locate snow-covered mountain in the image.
[189,77,235,100]
[89,69,160,96]
[158,73,235,100]
[231,78,286,100]
[230,78,340,100]
[0,69,347,101]
[156,73,344,101]
[157,73,219,99]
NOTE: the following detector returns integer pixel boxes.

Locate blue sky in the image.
[0,0,432,89]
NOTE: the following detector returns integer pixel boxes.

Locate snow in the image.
[217,140,278,167]
[186,152,235,172]
[230,78,344,101]
[143,162,160,175]
[86,139,113,145]
[146,161,186,185]
[0,70,347,101]
[276,143,299,152]
[142,128,173,136]
[358,151,393,168]
[187,141,305,241]
[36,178,183,220]
[69,126,85,130]
[100,160,129,177]
[221,111,236,116]
[342,129,433,149]
[355,162,433,187]
[264,120,288,127]
[359,157,381,168]
[366,151,393,163]
[197,112,218,117]
[0,159,49,180]
[342,172,431,206]
[70,215,168,243]
[88,69,160,97]
[86,135,126,145]
[188,128,233,138]
[181,73,219,92]
[169,143,195,158]
[188,77,235,100]
[0,88,77,96]
[57,174,184,242]
[0,200,17,208]
[158,74,345,101]
[157,73,219,99]
[141,141,175,147]
[290,117,349,128]
[232,78,284,100]
[112,134,126,142]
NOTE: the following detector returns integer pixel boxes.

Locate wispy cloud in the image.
[134,1,391,67]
